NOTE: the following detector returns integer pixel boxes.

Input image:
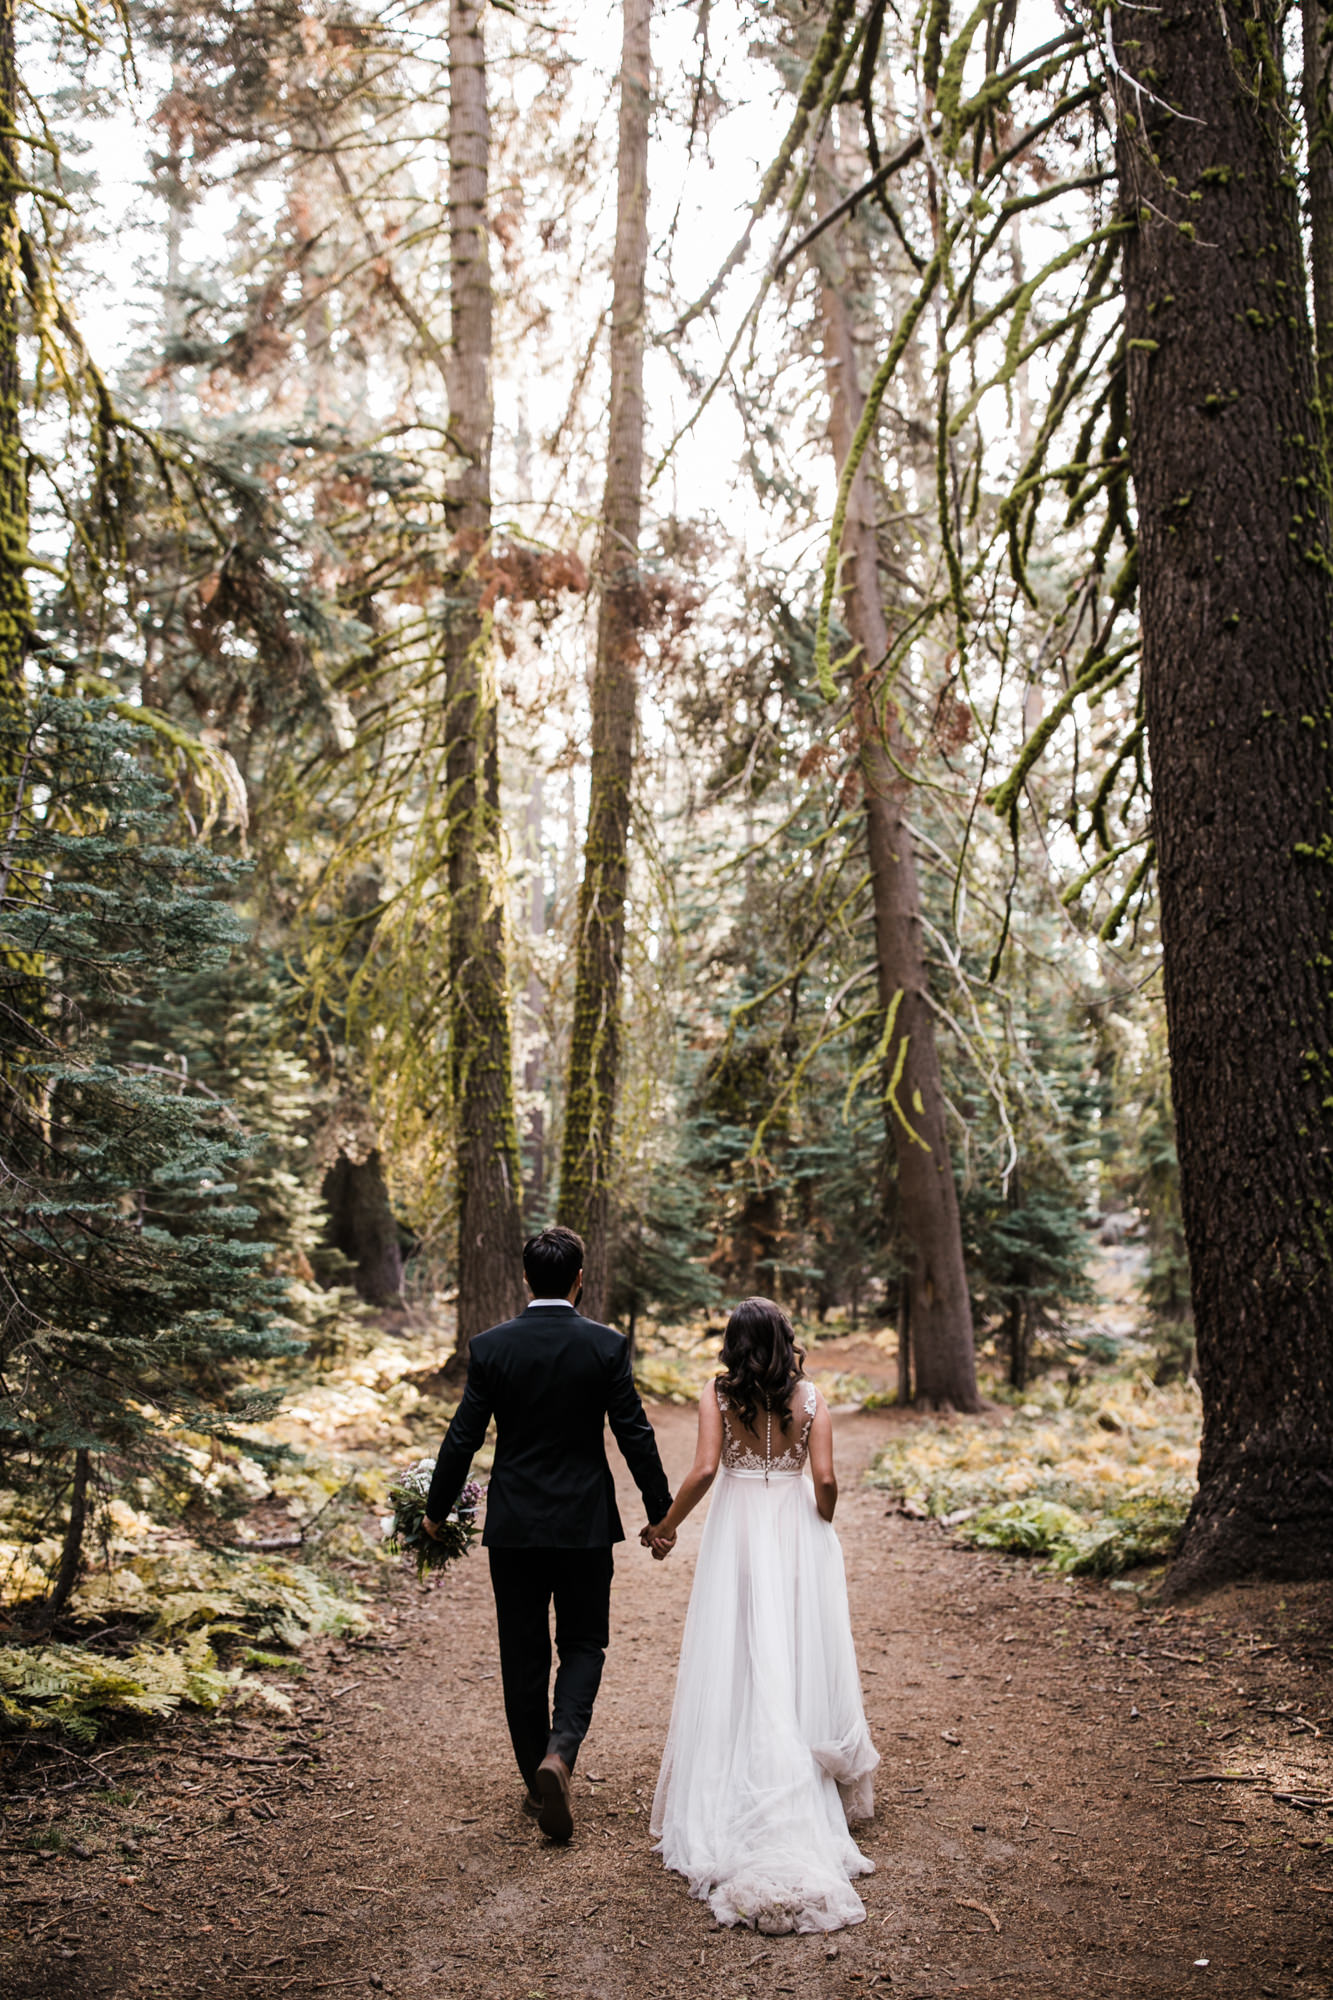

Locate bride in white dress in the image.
[642,1297,879,1935]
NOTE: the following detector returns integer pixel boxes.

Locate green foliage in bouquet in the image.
[383,1459,481,1582]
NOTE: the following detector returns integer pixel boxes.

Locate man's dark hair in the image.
[523,1225,585,1297]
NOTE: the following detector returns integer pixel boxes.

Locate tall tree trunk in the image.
[1114,0,1333,1589]
[155,62,190,436]
[558,0,652,1322]
[44,1448,89,1627]
[521,772,547,1217]
[322,1148,404,1305]
[0,0,35,1028]
[1005,1303,1030,1394]
[0,0,28,711]
[814,159,980,1413]
[1304,0,1333,422]
[896,1273,913,1405]
[442,0,523,1375]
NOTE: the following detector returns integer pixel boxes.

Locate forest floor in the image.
[4,1354,1333,2000]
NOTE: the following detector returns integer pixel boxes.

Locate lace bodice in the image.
[715,1378,818,1476]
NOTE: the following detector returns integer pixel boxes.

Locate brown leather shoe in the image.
[534,1752,573,1842]
[521,1789,542,1818]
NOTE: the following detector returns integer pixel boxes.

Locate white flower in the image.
[394,1458,436,1497]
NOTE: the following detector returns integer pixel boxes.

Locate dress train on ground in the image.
[651,1384,879,1935]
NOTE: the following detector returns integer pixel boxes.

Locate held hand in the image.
[422,1515,443,1542]
[644,1520,676,1560]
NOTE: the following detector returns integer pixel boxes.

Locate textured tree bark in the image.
[1005,1303,1031,1394]
[322,1148,405,1305]
[1115,0,1333,1588]
[0,0,28,709]
[0,2,36,1020]
[521,773,547,1215]
[44,1449,89,1627]
[442,0,523,1375]
[558,0,652,1322]
[1304,0,1333,421]
[815,165,980,1413]
[896,1274,913,1405]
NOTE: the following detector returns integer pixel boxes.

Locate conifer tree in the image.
[0,0,26,710]
[812,131,979,1411]
[1114,0,1333,1585]
[559,0,654,1320]
[0,3,304,1616]
[0,696,292,1619]
[1305,0,1333,420]
[442,0,524,1370]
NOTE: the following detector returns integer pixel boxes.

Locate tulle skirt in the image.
[651,1467,879,1935]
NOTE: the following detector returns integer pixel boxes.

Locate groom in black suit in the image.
[424,1225,673,1842]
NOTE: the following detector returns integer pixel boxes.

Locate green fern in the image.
[0,1635,239,1742]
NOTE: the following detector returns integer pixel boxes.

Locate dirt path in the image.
[4,1402,1333,1999]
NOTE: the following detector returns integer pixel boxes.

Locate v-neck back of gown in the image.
[715,1378,818,1477]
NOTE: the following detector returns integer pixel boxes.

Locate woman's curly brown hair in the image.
[715,1296,806,1431]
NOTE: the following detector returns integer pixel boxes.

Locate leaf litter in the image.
[868,1366,1200,1576]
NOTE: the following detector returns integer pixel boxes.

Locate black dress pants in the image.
[488,1546,614,1791]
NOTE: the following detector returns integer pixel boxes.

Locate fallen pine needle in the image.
[191,1750,302,1768]
[954,1897,1000,1934]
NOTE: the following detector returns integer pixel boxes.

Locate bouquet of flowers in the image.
[382,1459,483,1582]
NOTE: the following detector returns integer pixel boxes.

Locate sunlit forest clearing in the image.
[3,0,1333,1990]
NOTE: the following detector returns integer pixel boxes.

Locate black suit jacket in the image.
[425,1305,672,1547]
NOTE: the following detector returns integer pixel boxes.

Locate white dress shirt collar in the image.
[527,1297,576,1309]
